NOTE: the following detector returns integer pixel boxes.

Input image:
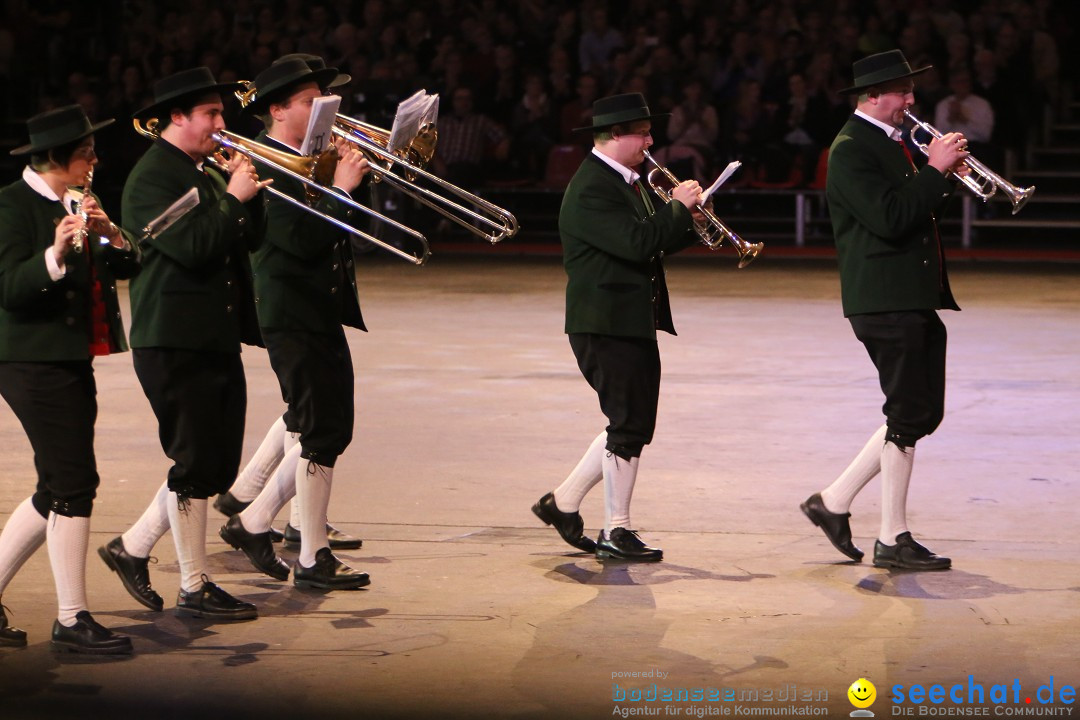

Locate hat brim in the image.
[133,81,246,120]
[9,118,116,156]
[572,112,670,133]
[837,65,932,95]
[243,67,340,115]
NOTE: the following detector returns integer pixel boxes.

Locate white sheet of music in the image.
[388,90,439,154]
[144,187,200,239]
[703,161,742,202]
[301,95,341,156]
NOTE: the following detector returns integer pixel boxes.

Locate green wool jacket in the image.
[0,177,139,362]
[826,115,960,317]
[560,153,696,340]
[122,139,265,352]
[248,132,364,335]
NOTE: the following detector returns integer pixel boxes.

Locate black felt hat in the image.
[134,67,244,120]
[242,58,340,114]
[10,105,114,156]
[573,93,669,133]
[838,49,932,95]
[274,53,351,88]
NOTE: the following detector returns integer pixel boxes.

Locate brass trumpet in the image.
[132,118,431,266]
[642,151,763,268]
[904,110,1035,215]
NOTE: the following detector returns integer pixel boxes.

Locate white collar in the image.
[855,109,903,142]
[591,147,640,185]
[22,166,78,211]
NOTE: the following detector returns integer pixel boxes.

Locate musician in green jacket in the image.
[214,58,371,590]
[0,105,137,654]
[532,93,703,562]
[100,68,270,621]
[800,50,970,572]
[215,54,364,560]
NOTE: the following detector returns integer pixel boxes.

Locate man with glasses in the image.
[531,93,703,562]
[800,50,970,571]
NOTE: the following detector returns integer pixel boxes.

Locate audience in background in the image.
[0,0,1072,199]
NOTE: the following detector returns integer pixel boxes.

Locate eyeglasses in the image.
[72,146,98,159]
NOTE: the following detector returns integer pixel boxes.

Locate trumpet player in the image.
[100,67,270,620]
[532,93,704,562]
[800,50,970,571]
[213,57,371,590]
[0,105,138,654]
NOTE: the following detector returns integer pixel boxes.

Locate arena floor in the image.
[1,254,1077,719]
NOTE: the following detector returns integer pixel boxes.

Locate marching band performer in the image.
[0,105,138,654]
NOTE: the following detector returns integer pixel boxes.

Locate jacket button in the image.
[66,317,75,326]
[238,217,246,226]
[332,263,339,271]
[923,260,930,266]
[330,287,338,294]
[923,237,929,244]
[226,304,233,312]
[66,290,76,299]
[225,256,231,264]
[227,280,232,287]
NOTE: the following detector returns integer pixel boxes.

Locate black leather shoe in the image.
[219,515,290,580]
[269,527,284,544]
[873,532,951,571]
[531,492,596,552]
[283,523,363,550]
[595,528,663,562]
[176,577,258,621]
[212,491,250,517]
[51,611,133,655]
[98,537,164,611]
[293,547,370,590]
[800,493,864,561]
[1,604,27,648]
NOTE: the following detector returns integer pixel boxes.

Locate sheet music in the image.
[702,161,742,202]
[388,90,439,154]
[143,187,200,239]
[301,95,341,155]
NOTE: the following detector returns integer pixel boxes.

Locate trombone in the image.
[132,118,430,266]
[332,115,518,244]
[904,110,1035,215]
[642,151,763,268]
[235,81,518,244]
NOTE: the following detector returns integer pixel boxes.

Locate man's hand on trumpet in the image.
[224,153,273,202]
[670,179,704,213]
[926,131,972,178]
[331,144,370,195]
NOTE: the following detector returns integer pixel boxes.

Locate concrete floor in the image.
[0,255,1077,719]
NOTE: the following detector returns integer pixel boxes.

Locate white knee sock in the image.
[47,513,90,627]
[880,441,914,544]
[289,493,302,530]
[240,443,301,534]
[167,494,208,593]
[821,424,887,513]
[229,416,288,503]
[553,432,606,513]
[602,452,640,533]
[121,481,171,559]
[282,431,301,528]
[0,497,47,595]
[296,460,334,568]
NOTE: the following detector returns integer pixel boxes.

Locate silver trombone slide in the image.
[331,124,518,244]
[212,131,431,266]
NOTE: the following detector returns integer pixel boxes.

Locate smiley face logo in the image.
[848,678,877,709]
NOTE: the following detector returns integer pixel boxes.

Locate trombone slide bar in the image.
[212,132,431,265]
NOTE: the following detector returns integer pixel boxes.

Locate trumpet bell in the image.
[1001,182,1036,215]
